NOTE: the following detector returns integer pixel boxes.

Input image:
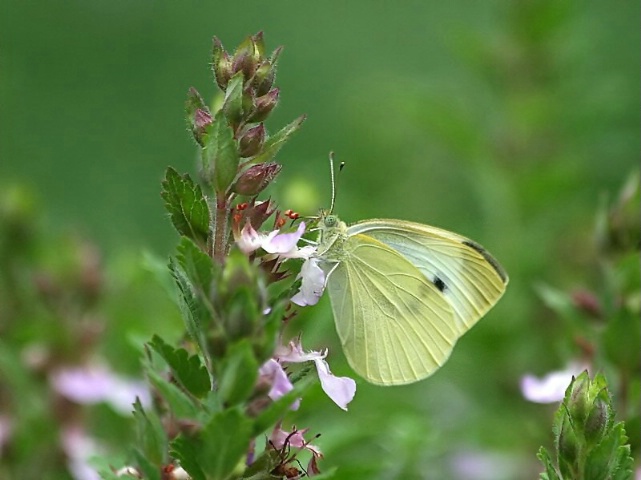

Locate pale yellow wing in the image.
[325,233,457,386]
[347,219,508,335]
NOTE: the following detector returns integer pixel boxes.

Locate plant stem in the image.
[213,192,229,263]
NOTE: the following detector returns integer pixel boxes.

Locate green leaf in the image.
[202,110,240,194]
[585,422,633,480]
[223,72,245,123]
[161,167,210,248]
[146,370,200,419]
[169,258,211,360]
[250,115,305,164]
[132,398,166,467]
[170,436,207,480]
[537,447,561,480]
[149,335,211,398]
[132,448,162,480]
[201,408,253,479]
[217,340,259,406]
[176,236,216,295]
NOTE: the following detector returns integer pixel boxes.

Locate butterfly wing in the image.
[325,233,457,385]
[347,219,508,335]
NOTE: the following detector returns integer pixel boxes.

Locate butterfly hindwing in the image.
[347,219,508,335]
[325,233,457,385]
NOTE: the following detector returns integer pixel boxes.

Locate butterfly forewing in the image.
[325,233,457,385]
[347,219,508,334]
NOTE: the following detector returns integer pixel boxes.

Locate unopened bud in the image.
[238,124,266,158]
[212,36,232,90]
[584,395,610,446]
[232,162,281,196]
[190,108,213,146]
[253,61,276,96]
[248,88,279,123]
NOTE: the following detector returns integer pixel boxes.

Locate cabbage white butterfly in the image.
[315,162,508,385]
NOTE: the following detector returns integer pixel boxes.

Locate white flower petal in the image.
[237,223,263,254]
[291,258,325,306]
[263,222,306,254]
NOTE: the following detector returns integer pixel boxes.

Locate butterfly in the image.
[315,212,508,386]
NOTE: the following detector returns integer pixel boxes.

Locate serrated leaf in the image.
[147,370,200,419]
[202,110,240,194]
[200,408,253,480]
[176,236,216,294]
[149,335,211,398]
[133,398,166,467]
[170,436,207,480]
[250,115,305,165]
[537,446,561,480]
[217,340,259,406]
[169,258,210,359]
[585,422,633,480]
[161,167,210,247]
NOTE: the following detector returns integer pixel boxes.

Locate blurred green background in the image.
[1,1,639,479]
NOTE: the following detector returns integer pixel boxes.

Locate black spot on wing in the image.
[462,240,508,283]
[432,275,447,292]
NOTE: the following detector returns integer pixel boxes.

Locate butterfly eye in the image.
[324,215,338,227]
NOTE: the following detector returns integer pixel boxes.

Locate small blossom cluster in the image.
[237,220,356,411]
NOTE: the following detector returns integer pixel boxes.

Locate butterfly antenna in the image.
[328,152,345,214]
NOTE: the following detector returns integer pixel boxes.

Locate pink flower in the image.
[237,221,314,259]
[520,362,588,403]
[276,339,356,411]
[258,359,300,410]
[270,423,322,460]
[235,221,327,306]
[50,365,151,414]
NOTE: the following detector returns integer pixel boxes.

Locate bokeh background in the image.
[1,1,639,479]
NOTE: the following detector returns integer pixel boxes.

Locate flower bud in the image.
[248,89,279,123]
[232,163,281,196]
[557,414,580,474]
[238,124,266,158]
[232,34,262,81]
[568,372,590,424]
[253,61,276,97]
[212,36,232,90]
[192,108,213,145]
[584,394,610,446]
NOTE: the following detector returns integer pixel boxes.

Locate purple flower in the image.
[258,359,300,410]
[276,339,356,411]
[520,362,588,403]
[50,364,151,414]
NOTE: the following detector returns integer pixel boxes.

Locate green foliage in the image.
[250,115,306,165]
[202,110,241,194]
[161,167,211,249]
[538,372,634,480]
[149,335,211,398]
[133,398,167,467]
[171,408,253,480]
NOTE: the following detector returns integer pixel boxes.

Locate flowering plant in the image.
[114,33,356,479]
